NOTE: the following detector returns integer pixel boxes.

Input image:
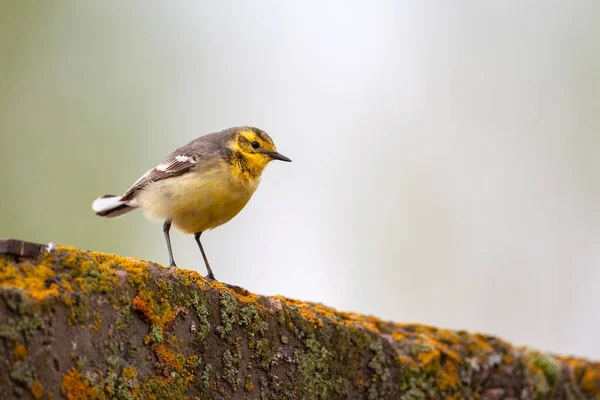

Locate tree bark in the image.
[0,238,598,399]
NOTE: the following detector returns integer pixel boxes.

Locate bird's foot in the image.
[204,273,216,282]
[169,262,177,268]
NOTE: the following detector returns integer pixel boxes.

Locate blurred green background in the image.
[1,2,599,358]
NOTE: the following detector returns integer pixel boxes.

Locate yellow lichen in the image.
[418,349,439,365]
[61,368,101,400]
[0,261,58,300]
[155,344,186,374]
[581,367,600,393]
[121,367,137,380]
[558,356,600,394]
[438,361,459,391]
[31,379,44,399]
[91,312,101,332]
[120,367,139,398]
[14,344,27,360]
[132,289,177,344]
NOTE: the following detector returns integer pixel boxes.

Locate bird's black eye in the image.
[251,141,260,149]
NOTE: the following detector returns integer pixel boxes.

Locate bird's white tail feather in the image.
[92,195,137,218]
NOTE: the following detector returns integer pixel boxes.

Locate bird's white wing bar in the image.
[155,154,198,172]
[121,154,199,201]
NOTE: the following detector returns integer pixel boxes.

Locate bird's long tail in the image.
[92,195,138,218]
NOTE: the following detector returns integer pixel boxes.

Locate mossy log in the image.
[0,239,599,400]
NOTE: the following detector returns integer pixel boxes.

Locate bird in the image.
[91,126,291,281]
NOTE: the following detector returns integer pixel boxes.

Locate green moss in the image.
[75,355,87,372]
[276,309,287,326]
[112,369,138,400]
[368,340,389,379]
[0,314,45,340]
[66,293,90,326]
[398,366,438,399]
[0,321,18,339]
[216,291,238,339]
[366,340,390,398]
[104,372,119,397]
[222,345,242,390]
[194,303,210,345]
[2,289,29,315]
[294,334,333,398]
[106,340,124,356]
[214,291,268,352]
[10,360,36,388]
[92,368,138,400]
[524,350,561,398]
[239,304,267,344]
[199,363,213,396]
[107,355,119,370]
[245,373,254,392]
[150,326,163,344]
[255,338,275,371]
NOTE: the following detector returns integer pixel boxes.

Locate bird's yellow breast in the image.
[135,159,261,234]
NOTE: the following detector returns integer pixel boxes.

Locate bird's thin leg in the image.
[194,232,216,281]
[163,221,177,268]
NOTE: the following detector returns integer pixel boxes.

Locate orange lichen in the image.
[559,356,600,394]
[431,328,460,345]
[271,296,386,334]
[418,349,439,365]
[155,344,186,374]
[14,344,27,360]
[132,297,152,321]
[31,379,44,399]
[132,289,177,344]
[431,343,461,363]
[121,367,137,380]
[120,367,140,398]
[398,354,416,367]
[581,367,600,393]
[245,375,254,392]
[145,342,199,397]
[503,353,514,364]
[438,361,459,391]
[466,334,494,355]
[0,260,58,300]
[61,368,100,400]
[174,268,207,290]
[91,312,101,332]
[54,245,152,292]
[299,307,321,327]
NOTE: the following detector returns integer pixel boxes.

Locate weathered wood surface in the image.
[0,239,598,399]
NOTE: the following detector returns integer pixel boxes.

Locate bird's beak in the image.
[268,152,292,162]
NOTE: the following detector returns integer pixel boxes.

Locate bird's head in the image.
[230,127,291,175]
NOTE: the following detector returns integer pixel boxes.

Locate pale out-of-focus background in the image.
[1,2,599,358]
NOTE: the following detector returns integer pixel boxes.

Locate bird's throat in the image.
[230,151,267,181]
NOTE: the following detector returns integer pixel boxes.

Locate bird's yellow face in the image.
[228,128,291,179]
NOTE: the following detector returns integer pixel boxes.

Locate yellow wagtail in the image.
[92,126,291,280]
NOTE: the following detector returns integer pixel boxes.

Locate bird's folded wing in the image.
[120,138,223,202]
